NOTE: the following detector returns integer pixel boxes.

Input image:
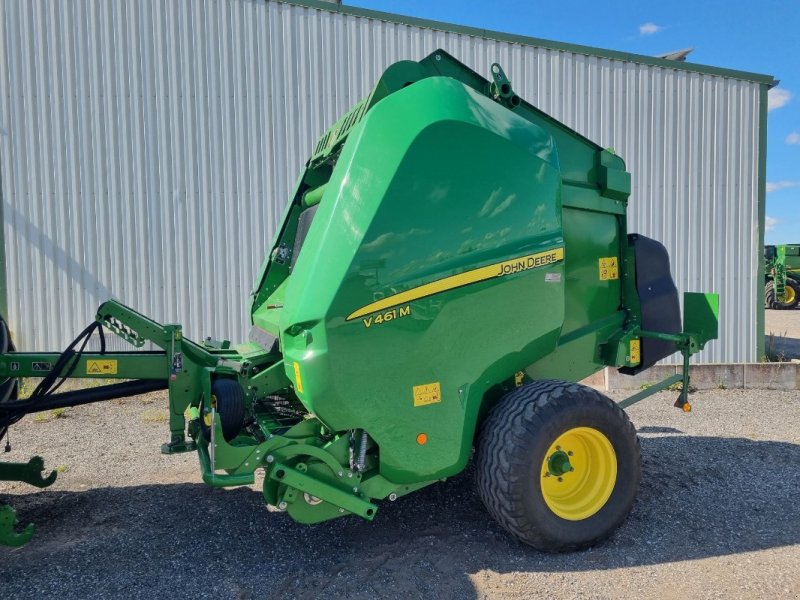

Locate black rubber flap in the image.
[619,234,681,375]
[290,204,319,272]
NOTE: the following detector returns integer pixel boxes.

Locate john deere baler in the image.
[0,50,718,550]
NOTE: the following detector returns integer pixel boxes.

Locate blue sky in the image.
[349,0,799,244]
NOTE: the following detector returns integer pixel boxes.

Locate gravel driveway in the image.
[1,387,798,599]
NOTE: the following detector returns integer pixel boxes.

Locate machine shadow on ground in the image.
[765,304,800,360]
[766,330,800,360]
[2,434,799,599]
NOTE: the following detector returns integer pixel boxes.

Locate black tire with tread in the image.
[476,380,641,552]
[765,279,799,310]
[0,317,18,437]
[200,378,245,442]
[0,317,18,403]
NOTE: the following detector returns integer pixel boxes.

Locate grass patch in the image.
[639,380,696,393]
[142,408,168,424]
[32,408,70,422]
[18,378,32,400]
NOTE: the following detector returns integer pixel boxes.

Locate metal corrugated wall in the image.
[0,0,762,362]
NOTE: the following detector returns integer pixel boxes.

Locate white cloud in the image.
[765,216,779,232]
[766,180,800,193]
[787,132,800,145]
[639,22,661,36]
[768,88,791,111]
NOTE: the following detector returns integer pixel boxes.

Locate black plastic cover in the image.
[290,204,319,272]
[619,234,681,375]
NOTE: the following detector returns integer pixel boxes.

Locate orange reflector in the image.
[683,402,692,413]
[416,433,428,445]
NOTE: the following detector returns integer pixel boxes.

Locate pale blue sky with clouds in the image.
[349,0,798,244]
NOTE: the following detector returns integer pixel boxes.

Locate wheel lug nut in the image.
[557,477,563,482]
[567,451,573,456]
[556,446,561,450]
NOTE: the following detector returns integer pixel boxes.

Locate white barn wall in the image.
[0,0,766,363]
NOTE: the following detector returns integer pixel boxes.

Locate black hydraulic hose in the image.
[0,380,168,424]
[1,321,109,435]
[30,321,106,400]
[3,379,168,412]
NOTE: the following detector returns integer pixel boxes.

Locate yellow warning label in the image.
[293,361,304,393]
[629,339,641,364]
[599,257,619,281]
[413,382,442,407]
[86,359,118,375]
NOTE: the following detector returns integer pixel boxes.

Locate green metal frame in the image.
[0,457,57,546]
[619,292,720,410]
[0,300,226,453]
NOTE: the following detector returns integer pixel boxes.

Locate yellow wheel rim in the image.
[540,427,617,521]
[781,284,796,304]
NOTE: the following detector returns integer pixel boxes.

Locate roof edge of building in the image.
[277,0,777,87]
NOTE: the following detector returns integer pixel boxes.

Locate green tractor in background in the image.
[765,244,800,310]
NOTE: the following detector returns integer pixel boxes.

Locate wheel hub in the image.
[546,450,573,477]
[540,427,618,521]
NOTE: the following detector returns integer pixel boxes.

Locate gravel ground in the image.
[1,387,799,599]
[765,306,800,360]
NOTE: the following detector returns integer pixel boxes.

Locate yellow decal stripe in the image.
[347,247,564,321]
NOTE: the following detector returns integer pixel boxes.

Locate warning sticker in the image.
[86,359,118,375]
[32,362,52,372]
[293,361,304,393]
[629,339,641,364]
[413,382,441,407]
[599,257,619,281]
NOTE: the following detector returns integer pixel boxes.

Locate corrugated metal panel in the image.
[0,0,761,363]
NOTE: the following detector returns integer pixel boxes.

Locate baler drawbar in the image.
[1,50,718,551]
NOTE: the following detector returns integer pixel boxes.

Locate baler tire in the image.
[0,317,18,436]
[200,379,245,442]
[765,280,799,310]
[476,380,640,552]
[0,317,9,354]
[0,318,18,403]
